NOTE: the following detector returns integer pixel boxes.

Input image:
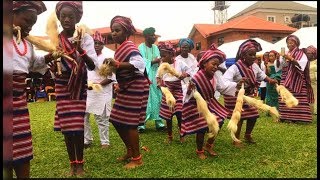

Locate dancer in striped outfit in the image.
[277,35,313,123]
[11,1,54,178]
[108,15,150,169]
[53,1,97,176]
[156,41,192,143]
[303,45,317,115]
[181,44,232,159]
[222,39,278,147]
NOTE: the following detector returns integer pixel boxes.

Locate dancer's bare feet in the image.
[124,155,143,169]
[66,161,77,177]
[117,149,132,162]
[232,141,244,148]
[196,150,207,160]
[166,135,173,144]
[75,160,85,177]
[203,144,218,156]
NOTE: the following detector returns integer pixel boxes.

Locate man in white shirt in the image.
[257,52,269,101]
[84,31,116,149]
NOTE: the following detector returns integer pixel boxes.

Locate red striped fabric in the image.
[236,59,259,88]
[193,70,230,118]
[279,79,312,122]
[114,40,143,83]
[3,73,12,164]
[282,46,314,103]
[283,47,304,93]
[198,45,226,66]
[58,33,87,100]
[110,40,149,126]
[224,95,259,120]
[114,40,140,62]
[55,1,83,22]
[53,74,86,133]
[181,100,210,136]
[110,76,149,126]
[13,73,33,164]
[181,70,230,136]
[92,31,104,44]
[224,60,262,119]
[159,80,183,121]
[13,1,46,15]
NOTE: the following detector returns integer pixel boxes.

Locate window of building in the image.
[267,16,276,22]
[196,42,201,50]
[217,37,224,46]
[313,23,317,26]
[272,36,282,43]
[284,16,290,24]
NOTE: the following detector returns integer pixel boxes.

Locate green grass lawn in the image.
[27,100,317,178]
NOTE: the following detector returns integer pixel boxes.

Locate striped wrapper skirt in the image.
[278,82,312,122]
[53,73,86,134]
[159,80,183,121]
[181,98,226,137]
[3,73,12,165]
[13,73,33,165]
[224,94,259,120]
[110,76,150,126]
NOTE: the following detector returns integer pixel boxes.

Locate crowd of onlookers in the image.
[25,72,55,102]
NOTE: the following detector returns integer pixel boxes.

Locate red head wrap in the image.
[13,1,47,15]
[198,43,226,69]
[56,1,83,23]
[110,15,137,36]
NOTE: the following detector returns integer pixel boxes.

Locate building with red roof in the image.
[188,15,297,55]
[91,27,161,51]
[228,1,317,28]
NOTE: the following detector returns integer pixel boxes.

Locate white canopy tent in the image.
[273,27,317,52]
[218,37,274,59]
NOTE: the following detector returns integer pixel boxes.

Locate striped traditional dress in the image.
[3,74,12,165]
[181,70,230,136]
[109,40,149,126]
[278,48,312,122]
[12,36,48,165]
[13,73,33,165]
[53,32,97,134]
[3,37,12,165]
[223,60,266,120]
[158,60,191,121]
[53,73,87,133]
[159,80,183,121]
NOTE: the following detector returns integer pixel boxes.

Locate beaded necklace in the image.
[12,38,27,56]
